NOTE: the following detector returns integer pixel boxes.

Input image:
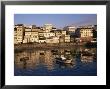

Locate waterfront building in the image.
[80,28,93,37]
[80,27,93,42]
[15,24,24,44]
[46,36,59,43]
[75,26,93,42]
[30,31,39,42]
[61,30,66,35]
[23,27,39,43]
[44,24,53,32]
[14,24,96,44]
[64,26,76,34]
[43,32,55,38]
[14,27,18,44]
[65,35,70,42]
[23,28,32,43]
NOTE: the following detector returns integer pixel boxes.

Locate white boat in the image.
[64,59,73,64]
[55,55,73,64]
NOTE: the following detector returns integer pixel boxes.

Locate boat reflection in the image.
[56,62,76,69]
[80,48,97,63]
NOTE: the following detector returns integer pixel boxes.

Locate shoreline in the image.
[14,43,84,50]
[14,42,97,51]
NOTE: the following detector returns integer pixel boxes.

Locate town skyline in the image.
[14,14,97,28]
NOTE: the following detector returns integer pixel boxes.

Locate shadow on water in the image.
[14,46,97,76]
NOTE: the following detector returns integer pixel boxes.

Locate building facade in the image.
[14,24,24,44]
[44,24,53,32]
[64,26,76,34]
[80,27,93,42]
[14,24,95,44]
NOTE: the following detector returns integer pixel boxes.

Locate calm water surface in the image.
[14,46,97,76]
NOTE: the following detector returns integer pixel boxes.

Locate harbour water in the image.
[14,46,97,76]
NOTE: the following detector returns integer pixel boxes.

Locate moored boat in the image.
[55,55,73,64]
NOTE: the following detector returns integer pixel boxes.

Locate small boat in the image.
[55,56,73,64]
[81,56,93,63]
[20,57,29,61]
[64,59,73,64]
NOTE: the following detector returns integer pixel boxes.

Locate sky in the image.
[14,14,97,28]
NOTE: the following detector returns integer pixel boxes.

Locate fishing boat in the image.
[20,57,29,61]
[55,55,73,64]
[81,49,93,56]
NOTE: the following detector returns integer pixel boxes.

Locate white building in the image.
[64,26,76,33]
[44,32,55,38]
[30,31,39,42]
[44,24,53,32]
[65,35,70,42]
[61,30,66,35]
[15,24,24,44]
[46,36,59,43]
[80,28,93,37]
[23,27,32,43]
[78,26,93,42]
